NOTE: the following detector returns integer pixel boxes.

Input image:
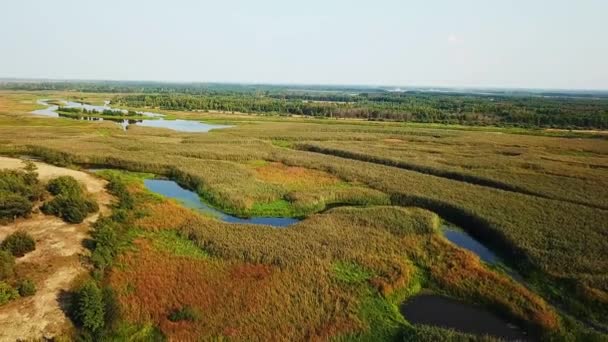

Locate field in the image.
[0,89,607,340]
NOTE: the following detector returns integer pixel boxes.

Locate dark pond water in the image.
[143,179,299,227]
[442,224,499,264]
[400,294,527,340]
[32,99,232,133]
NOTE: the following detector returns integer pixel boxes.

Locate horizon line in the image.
[1,76,607,93]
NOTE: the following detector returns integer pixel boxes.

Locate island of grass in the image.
[56,106,151,120]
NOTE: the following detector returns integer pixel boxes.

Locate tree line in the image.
[111,92,608,129]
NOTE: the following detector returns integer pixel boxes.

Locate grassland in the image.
[0,90,607,340]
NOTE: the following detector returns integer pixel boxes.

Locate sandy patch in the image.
[0,157,112,340]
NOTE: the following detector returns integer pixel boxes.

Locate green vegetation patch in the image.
[0,162,44,220]
[94,169,156,185]
[0,250,15,280]
[168,305,201,322]
[250,199,292,217]
[1,231,36,257]
[0,281,19,306]
[16,279,36,297]
[333,261,373,285]
[41,175,99,223]
[144,230,209,259]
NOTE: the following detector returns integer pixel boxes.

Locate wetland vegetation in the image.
[0,85,606,340]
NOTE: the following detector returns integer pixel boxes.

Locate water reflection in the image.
[400,294,527,340]
[143,179,299,227]
[442,224,499,264]
[31,99,232,133]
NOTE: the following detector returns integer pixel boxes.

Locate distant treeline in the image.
[0,81,380,95]
[111,93,608,129]
[3,81,608,128]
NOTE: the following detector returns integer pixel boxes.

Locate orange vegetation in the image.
[135,200,198,231]
[109,240,359,340]
[253,162,340,188]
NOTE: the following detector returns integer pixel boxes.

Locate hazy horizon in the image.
[2,0,607,90]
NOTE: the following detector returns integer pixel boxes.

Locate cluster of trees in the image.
[69,171,139,338]
[0,162,44,221]
[0,231,37,305]
[57,107,137,117]
[111,92,608,129]
[41,176,99,223]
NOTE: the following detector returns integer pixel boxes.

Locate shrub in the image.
[0,192,33,219]
[17,279,36,296]
[0,251,15,280]
[47,176,82,196]
[1,231,36,257]
[168,306,201,322]
[73,280,105,333]
[43,176,98,223]
[0,168,44,201]
[0,281,19,305]
[42,195,98,224]
[90,219,121,270]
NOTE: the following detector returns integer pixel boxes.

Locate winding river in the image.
[143,178,299,227]
[91,170,534,338]
[32,99,232,133]
[442,224,499,264]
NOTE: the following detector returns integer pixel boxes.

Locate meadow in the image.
[0,89,607,340]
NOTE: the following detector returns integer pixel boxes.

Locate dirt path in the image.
[0,157,112,340]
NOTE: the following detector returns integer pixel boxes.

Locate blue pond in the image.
[143,179,299,227]
[442,225,499,264]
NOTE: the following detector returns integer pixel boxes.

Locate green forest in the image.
[2,81,607,129]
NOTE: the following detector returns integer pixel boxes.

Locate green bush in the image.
[42,176,99,223]
[1,231,36,257]
[0,250,15,280]
[42,195,98,224]
[73,280,105,333]
[0,168,44,201]
[0,281,19,305]
[90,219,121,270]
[168,306,201,322]
[0,192,33,220]
[17,279,36,296]
[47,176,82,196]
[0,166,44,220]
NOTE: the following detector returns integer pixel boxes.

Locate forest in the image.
[111,92,608,128]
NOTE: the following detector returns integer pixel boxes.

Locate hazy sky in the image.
[1,0,607,89]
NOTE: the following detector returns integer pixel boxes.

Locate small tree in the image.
[17,279,36,296]
[0,193,34,220]
[74,280,105,333]
[0,251,14,280]
[0,281,18,305]
[42,195,96,224]
[1,231,36,257]
[47,176,82,196]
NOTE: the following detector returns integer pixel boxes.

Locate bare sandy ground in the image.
[0,157,112,341]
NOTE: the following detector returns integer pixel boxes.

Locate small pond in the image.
[442,224,499,264]
[400,294,527,340]
[143,179,299,227]
[32,99,232,133]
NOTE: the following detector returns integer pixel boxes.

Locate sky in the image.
[1,0,607,89]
